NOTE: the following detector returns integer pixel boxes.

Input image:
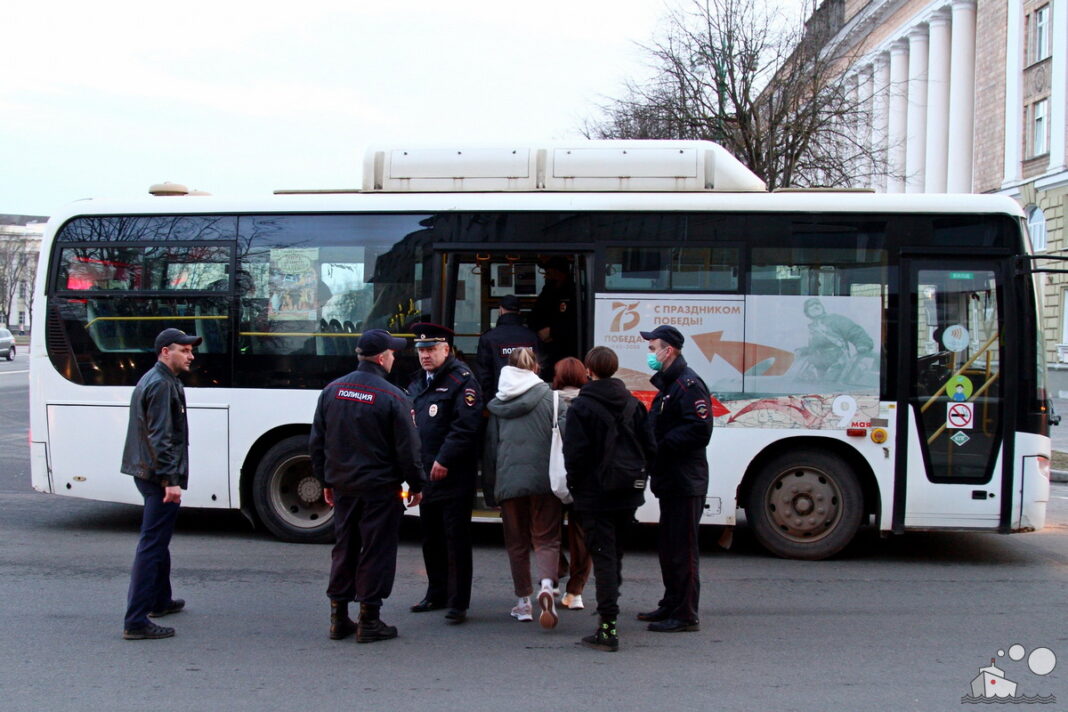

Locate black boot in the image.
[581,617,619,652]
[356,603,398,644]
[329,600,356,640]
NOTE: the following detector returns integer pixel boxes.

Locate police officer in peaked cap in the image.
[309,328,423,643]
[407,323,484,624]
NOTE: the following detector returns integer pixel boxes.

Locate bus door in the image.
[437,250,591,383]
[896,257,1012,530]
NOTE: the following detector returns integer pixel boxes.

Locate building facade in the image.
[0,215,46,332]
[820,0,1067,376]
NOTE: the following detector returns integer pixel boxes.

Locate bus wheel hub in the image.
[297,477,322,504]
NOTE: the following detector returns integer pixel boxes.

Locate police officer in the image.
[531,256,578,376]
[309,328,423,643]
[407,323,483,624]
[636,325,713,633]
[476,294,540,398]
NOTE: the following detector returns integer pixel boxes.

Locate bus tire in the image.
[745,449,863,560]
[252,435,334,544]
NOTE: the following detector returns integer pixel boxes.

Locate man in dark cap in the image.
[530,256,578,375]
[476,295,541,398]
[407,323,483,624]
[120,328,202,640]
[636,324,713,633]
[310,329,423,643]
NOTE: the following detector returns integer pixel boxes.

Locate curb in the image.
[1051,469,1068,483]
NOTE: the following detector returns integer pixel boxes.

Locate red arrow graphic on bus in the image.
[691,331,795,376]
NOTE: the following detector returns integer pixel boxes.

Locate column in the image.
[858,65,875,189]
[873,53,891,193]
[925,10,951,192]
[906,25,929,192]
[1003,1,1022,185]
[946,0,977,192]
[1049,0,1067,171]
[888,40,910,193]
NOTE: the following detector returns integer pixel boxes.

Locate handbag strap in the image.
[552,390,559,430]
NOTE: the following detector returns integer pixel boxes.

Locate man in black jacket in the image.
[563,346,656,652]
[637,325,713,633]
[310,329,423,643]
[407,323,483,624]
[476,294,540,398]
[120,328,202,640]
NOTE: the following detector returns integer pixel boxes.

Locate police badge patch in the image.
[695,399,709,420]
[428,404,439,417]
[464,388,477,407]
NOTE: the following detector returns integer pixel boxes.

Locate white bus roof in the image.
[360,141,768,193]
[47,189,1026,228]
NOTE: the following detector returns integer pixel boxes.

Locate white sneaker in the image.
[538,585,558,629]
[510,598,533,622]
[560,593,584,610]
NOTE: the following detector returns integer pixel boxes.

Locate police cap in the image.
[411,323,454,349]
[356,329,408,356]
[639,324,685,349]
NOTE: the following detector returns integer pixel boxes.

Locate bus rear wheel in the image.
[745,449,863,560]
[253,435,333,543]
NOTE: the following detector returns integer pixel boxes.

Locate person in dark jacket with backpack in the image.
[563,346,655,652]
[637,325,713,633]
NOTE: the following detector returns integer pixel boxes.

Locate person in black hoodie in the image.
[563,346,656,652]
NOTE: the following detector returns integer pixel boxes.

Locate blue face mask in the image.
[647,350,664,371]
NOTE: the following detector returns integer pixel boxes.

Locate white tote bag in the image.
[548,391,572,504]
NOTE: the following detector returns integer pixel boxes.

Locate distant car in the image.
[0,328,14,360]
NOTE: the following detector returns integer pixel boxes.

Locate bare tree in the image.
[584,0,894,190]
[0,237,34,327]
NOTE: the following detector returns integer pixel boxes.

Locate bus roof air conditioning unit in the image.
[361,141,766,193]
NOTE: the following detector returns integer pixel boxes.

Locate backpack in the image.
[584,397,647,493]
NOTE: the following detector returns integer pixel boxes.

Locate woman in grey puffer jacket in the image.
[482,347,565,629]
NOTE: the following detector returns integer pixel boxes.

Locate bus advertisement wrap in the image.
[595,293,883,431]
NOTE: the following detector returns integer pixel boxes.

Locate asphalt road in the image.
[1,365,1066,712]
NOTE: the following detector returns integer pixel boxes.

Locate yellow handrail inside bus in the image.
[919,331,1000,413]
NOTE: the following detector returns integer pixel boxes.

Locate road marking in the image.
[0,370,29,376]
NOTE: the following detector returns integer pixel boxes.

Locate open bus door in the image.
[895,257,1014,532]
[437,250,592,383]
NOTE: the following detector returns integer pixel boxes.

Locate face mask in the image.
[647,349,665,371]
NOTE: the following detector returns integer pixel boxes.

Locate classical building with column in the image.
[818,0,1068,375]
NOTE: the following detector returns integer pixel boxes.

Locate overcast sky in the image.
[1,0,693,216]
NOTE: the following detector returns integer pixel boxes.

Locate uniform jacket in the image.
[121,362,191,488]
[562,377,656,512]
[309,361,423,496]
[475,313,540,397]
[407,355,483,503]
[648,355,714,498]
[481,366,562,506]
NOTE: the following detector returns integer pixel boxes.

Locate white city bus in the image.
[29,141,1052,559]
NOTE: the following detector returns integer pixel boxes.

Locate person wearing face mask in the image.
[636,325,713,633]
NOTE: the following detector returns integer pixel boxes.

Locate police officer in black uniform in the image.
[635,325,714,633]
[310,328,423,643]
[476,294,540,398]
[407,323,483,624]
[531,256,578,376]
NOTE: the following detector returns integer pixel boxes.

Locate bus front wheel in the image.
[252,435,334,544]
[745,449,863,560]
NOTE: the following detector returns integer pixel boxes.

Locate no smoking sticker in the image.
[947,402,974,429]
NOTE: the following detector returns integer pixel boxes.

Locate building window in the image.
[1030,99,1049,156]
[18,281,26,299]
[1031,5,1051,63]
[17,312,25,326]
[1028,206,1048,252]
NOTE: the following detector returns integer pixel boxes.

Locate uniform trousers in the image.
[327,492,403,607]
[124,478,180,630]
[656,495,704,623]
[576,508,635,619]
[500,494,562,597]
[419,494,474,610]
